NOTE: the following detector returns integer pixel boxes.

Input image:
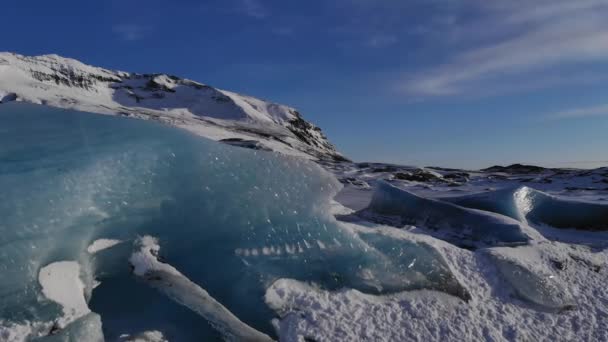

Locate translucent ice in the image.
[362,181,530,248]
[487,248,575,311]
[445,186,608,231]
[0,103,468,340]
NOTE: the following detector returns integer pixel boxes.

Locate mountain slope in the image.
[0,52,346,161]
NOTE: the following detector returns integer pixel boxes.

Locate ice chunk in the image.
[355,230,470,300]
[37,313,104,342]
[442,186,526,222]
[38,261,91,328]
[129,236,275,342]
[361,181,530,248]
[118,330,168,342]
[86,238,122,254]
[487,247,575,311]
[0,321,37,342]
[445,186,608,231]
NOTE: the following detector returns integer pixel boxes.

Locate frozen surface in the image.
[129,236,274,342]
[38,261,90,327]
[1,102,608,341]
[87,239,123,254]
[266,237,608,342]
[118,330,168,342]
[0,103,465,340]
[486,246,575,311]
[359,181,530,248]
[38,313,105,342]
[444,186,608,231]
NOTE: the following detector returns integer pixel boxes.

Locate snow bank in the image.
[266,240,608,341]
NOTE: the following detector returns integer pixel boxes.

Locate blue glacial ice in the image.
[360,181,530,248]
[443,186,608,231]
[0,103,468,341]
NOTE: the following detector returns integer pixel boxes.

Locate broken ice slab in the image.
[37,313,105,342]
[360,181,530,248]
[444,186,608,231]
[355,230,470,300]
[487,247,575,311]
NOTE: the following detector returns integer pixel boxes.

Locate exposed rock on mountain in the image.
[0,52,346,161]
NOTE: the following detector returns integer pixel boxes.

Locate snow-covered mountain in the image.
[0,52,346,161]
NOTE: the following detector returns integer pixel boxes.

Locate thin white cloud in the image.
[399,0,608,97]
[549,103,608,119]
[366,34,398,48]
[239,0,268,19]
[112,24,150,41]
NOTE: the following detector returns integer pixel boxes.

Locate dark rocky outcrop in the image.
[483,164,548,174]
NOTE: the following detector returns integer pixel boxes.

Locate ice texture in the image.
[38,261,90,327]
[87,239,122,254]
[38,313,105,342]
[362,181,530,248]
[129,236,274,342]
[487,249,575,311]
[0,103,466,340]
[446,186,608,231]
[2,102,605,341]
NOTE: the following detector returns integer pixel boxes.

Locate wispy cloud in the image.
[398,0,608,97]
[112,24,150,41]
[549,103,608,120]
[239,0,268,19]
[366,34,398,48]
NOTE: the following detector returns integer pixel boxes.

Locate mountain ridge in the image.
[0,52,347,161]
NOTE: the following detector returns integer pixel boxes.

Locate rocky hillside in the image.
[0,52,347,161]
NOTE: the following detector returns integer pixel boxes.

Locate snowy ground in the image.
[265,161,608,341]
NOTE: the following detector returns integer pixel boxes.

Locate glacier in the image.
[0,103,469,340]
[1,95,607,341]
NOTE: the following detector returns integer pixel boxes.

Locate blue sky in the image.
[2,0,608,169]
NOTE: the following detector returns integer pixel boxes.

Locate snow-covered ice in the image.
[118,330,168,342]
[87,239,123,254]
[38,261,91,327]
